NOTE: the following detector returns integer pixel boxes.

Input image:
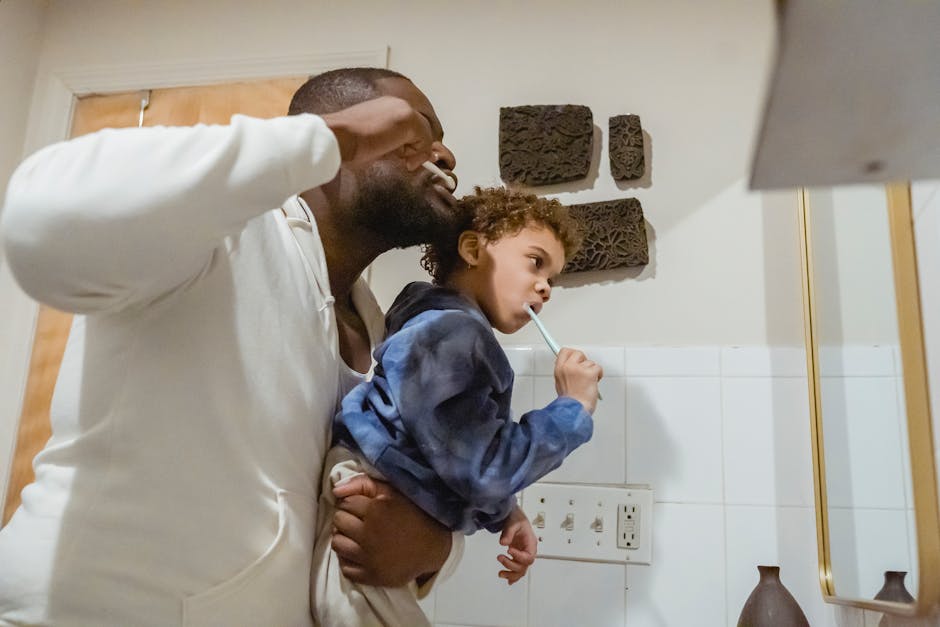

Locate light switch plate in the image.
[520,483,653,564]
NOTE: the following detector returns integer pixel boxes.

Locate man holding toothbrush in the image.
[0,68,474,626]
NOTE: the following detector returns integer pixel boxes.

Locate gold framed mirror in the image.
[800,181,940,616]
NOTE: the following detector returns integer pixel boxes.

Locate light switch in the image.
[520,483,653,564]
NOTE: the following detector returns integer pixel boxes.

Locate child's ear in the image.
[457,231,483,267]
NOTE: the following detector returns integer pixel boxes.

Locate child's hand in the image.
[553,347,604,414]
[497,505,537,585]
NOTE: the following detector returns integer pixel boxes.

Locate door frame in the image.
[0,46,389,514]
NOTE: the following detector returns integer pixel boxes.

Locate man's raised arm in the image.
[0,95,432,314]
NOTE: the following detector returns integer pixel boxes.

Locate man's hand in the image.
[497,505,537,585]
[331,474,451,588]
[321,96,434,170]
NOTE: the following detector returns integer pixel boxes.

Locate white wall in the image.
[807,185,899,345]
[28,0,800,347]
[0,0,47,514]
[0,0,46,207]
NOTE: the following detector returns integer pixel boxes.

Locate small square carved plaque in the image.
[609,114,645,180]
[499,105,593,186]
[564,198,648,273]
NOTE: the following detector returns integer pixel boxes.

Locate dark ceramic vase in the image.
[875,571,918,627]
[874,570,915,603]
[737,565,810,627]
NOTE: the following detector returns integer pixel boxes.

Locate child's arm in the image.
[497,504,537,585]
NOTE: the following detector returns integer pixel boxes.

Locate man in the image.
[0,68,503,625]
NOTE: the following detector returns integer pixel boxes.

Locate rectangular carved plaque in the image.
[499,105,593,186]
[563,198,648,273]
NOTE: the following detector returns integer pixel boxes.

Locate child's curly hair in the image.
[420,187,582,284]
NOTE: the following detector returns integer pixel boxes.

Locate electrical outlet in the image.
[617,503,640,549]
[520,483,653,564]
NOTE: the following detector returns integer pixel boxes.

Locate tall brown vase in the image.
[874,571,922,627]
[737,565,810,627]
[874,570,915,604]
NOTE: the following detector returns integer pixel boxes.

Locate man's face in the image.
[348,77,458,249]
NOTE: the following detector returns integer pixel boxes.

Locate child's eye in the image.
[530,256,543,269]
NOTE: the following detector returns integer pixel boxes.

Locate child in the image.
[311,187,603,626]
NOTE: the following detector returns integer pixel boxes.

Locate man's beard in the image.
[349,162,455,249]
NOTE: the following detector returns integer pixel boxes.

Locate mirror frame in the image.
[800,182,940,616]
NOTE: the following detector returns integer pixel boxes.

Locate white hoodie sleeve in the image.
[0,113,341,314]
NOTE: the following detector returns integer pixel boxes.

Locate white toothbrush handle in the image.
[421,160,456,190]
[530,313,561,355]
[524,304,602,401]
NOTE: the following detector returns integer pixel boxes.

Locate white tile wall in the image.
[529,559,626,627]
[626,377,723,503]
[434,532,528,627]
[720,346,807,378]
[510,376,534,423]
[624,346,721,377]
[626,503,726,626]
[426,344,918,627]
[828,507,912,600]
[818,345,897,377]
[820,376,906,510]
[722,377,814,506]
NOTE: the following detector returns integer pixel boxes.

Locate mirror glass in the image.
[807,184,918,603]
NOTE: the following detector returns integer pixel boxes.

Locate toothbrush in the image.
[422,160,456,190]
[523,303,602,401]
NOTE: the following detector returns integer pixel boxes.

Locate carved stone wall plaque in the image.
[563,198,648,273]
[499,105,593,186]
[609,114,645,180]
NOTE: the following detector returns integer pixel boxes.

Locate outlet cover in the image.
[520,483,653,565]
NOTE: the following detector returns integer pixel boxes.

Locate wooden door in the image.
[2,77,305,525]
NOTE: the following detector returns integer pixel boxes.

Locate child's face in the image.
[472,224,566,334]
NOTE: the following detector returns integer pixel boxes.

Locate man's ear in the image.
[457,231,484,267]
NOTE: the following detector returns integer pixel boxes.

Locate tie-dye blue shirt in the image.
[333,281,593,534]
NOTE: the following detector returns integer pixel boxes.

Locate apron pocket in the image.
[182,489,316,627]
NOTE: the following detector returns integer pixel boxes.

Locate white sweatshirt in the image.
[0,114,458,626]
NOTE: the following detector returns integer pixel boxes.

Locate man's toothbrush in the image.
[523,303,602,401]
[421,160,456,190]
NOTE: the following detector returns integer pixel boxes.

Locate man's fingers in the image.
[339,562,370,583]
[330,533,364,564]
[333,474,378,499]
[332,509,366,540]
[333,494,374,519]
[395,111,432,170]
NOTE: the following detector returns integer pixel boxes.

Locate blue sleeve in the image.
[384,310,593,513]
